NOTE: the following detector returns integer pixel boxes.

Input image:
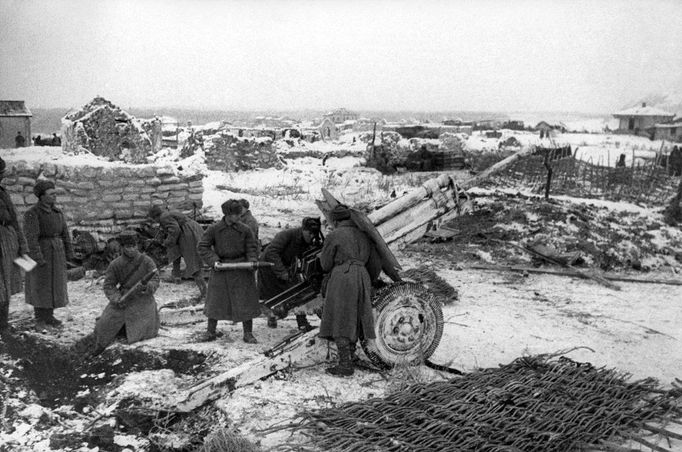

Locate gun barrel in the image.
[214,262,274,271]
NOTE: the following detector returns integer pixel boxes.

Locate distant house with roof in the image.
[613,103,675,137]
[323,108,358,124]
[535,121,567,134]
[653,117,682,142]
[0,100,32,148]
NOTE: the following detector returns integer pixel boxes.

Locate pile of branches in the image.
[289,354,682,451]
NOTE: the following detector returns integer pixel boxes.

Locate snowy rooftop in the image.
[613,104,674,117]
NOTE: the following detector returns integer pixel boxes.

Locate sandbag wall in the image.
[2,160,203,235]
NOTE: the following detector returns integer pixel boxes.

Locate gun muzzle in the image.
[213,262,274,271]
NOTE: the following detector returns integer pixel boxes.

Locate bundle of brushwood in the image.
[289,354,682,451]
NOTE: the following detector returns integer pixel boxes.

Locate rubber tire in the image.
[361,282,444,369]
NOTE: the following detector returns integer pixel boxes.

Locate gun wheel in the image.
[361,282,444,369]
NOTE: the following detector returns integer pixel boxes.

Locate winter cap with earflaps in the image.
[118,230,139,247]
[221,199,243,216]
[148,205,163,218]
[33,180,55,198]
[330,204,351,221]
[302,217,321,233]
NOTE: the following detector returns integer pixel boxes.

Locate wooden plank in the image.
[469,264,682,286]
[493,239,621,291]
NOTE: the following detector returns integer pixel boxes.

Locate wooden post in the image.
[543,150,552,199]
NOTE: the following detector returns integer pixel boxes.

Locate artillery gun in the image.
[172,149,535,412]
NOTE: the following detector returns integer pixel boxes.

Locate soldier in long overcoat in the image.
[197,199,261,343]
[319,204,379,377]
[258,217,322,331]
[94,230,160,352]
[148,206,206,298]
[24,180,73,329]
[0,158,28,335]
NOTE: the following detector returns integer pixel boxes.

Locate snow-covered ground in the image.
[1,128,681,451]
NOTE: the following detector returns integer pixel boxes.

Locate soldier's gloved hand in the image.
[137,284,149,295]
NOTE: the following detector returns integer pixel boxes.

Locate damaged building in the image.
[61,96,160,163]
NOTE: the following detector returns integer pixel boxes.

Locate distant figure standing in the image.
[15,132,25,148]
[0,157,28,336]
[24,180,73,330]
[616,153,626,168]
[669,146,682,177]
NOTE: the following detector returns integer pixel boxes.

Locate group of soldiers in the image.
[0,156,379,376]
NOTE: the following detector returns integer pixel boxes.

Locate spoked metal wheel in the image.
[361,282,444,369]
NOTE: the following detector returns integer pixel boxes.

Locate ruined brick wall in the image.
[204,133,282,171]
[2,160,203,236]
[61,97,153,164]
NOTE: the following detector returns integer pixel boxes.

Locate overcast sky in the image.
[1,0,680,113]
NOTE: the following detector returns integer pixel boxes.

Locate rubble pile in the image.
[61,97,157,164]
[413,190,682,271]
[204,132,283,171]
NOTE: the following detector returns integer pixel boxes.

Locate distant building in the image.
[653,117,682,142]
[535,121,567,134]
[443,118,463,126]
[613,103,674,137]
[0,100,32,149]
[323,108,358,124]
[502,120,525,131]
[316,118,338,140]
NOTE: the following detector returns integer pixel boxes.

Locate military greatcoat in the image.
[257,227,312,300]
[24,202,72,308]
[318,220,377,342]
[158,211,204,278]
[0,187,27,314]
[95,253,160,349]
[198,218,260,322]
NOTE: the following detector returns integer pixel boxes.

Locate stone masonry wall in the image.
[2,160,203,236]
[204,133,282,171]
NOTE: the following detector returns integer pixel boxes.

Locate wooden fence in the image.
[497,152,679,205]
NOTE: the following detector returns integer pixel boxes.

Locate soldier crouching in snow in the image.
[147,205,207,299]
[197,199,261,343]
[92,230,160,354]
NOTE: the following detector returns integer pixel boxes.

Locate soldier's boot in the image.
[348,341,361,365]
[198,318,219,342]
[194,275,207,300]
[0,301,10,336]
[296,314,314,332]
[326,337,354,377]
[45,308,62,327]
[242,320,257,344]
[34,307,50,331]
[172,258,182,284]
